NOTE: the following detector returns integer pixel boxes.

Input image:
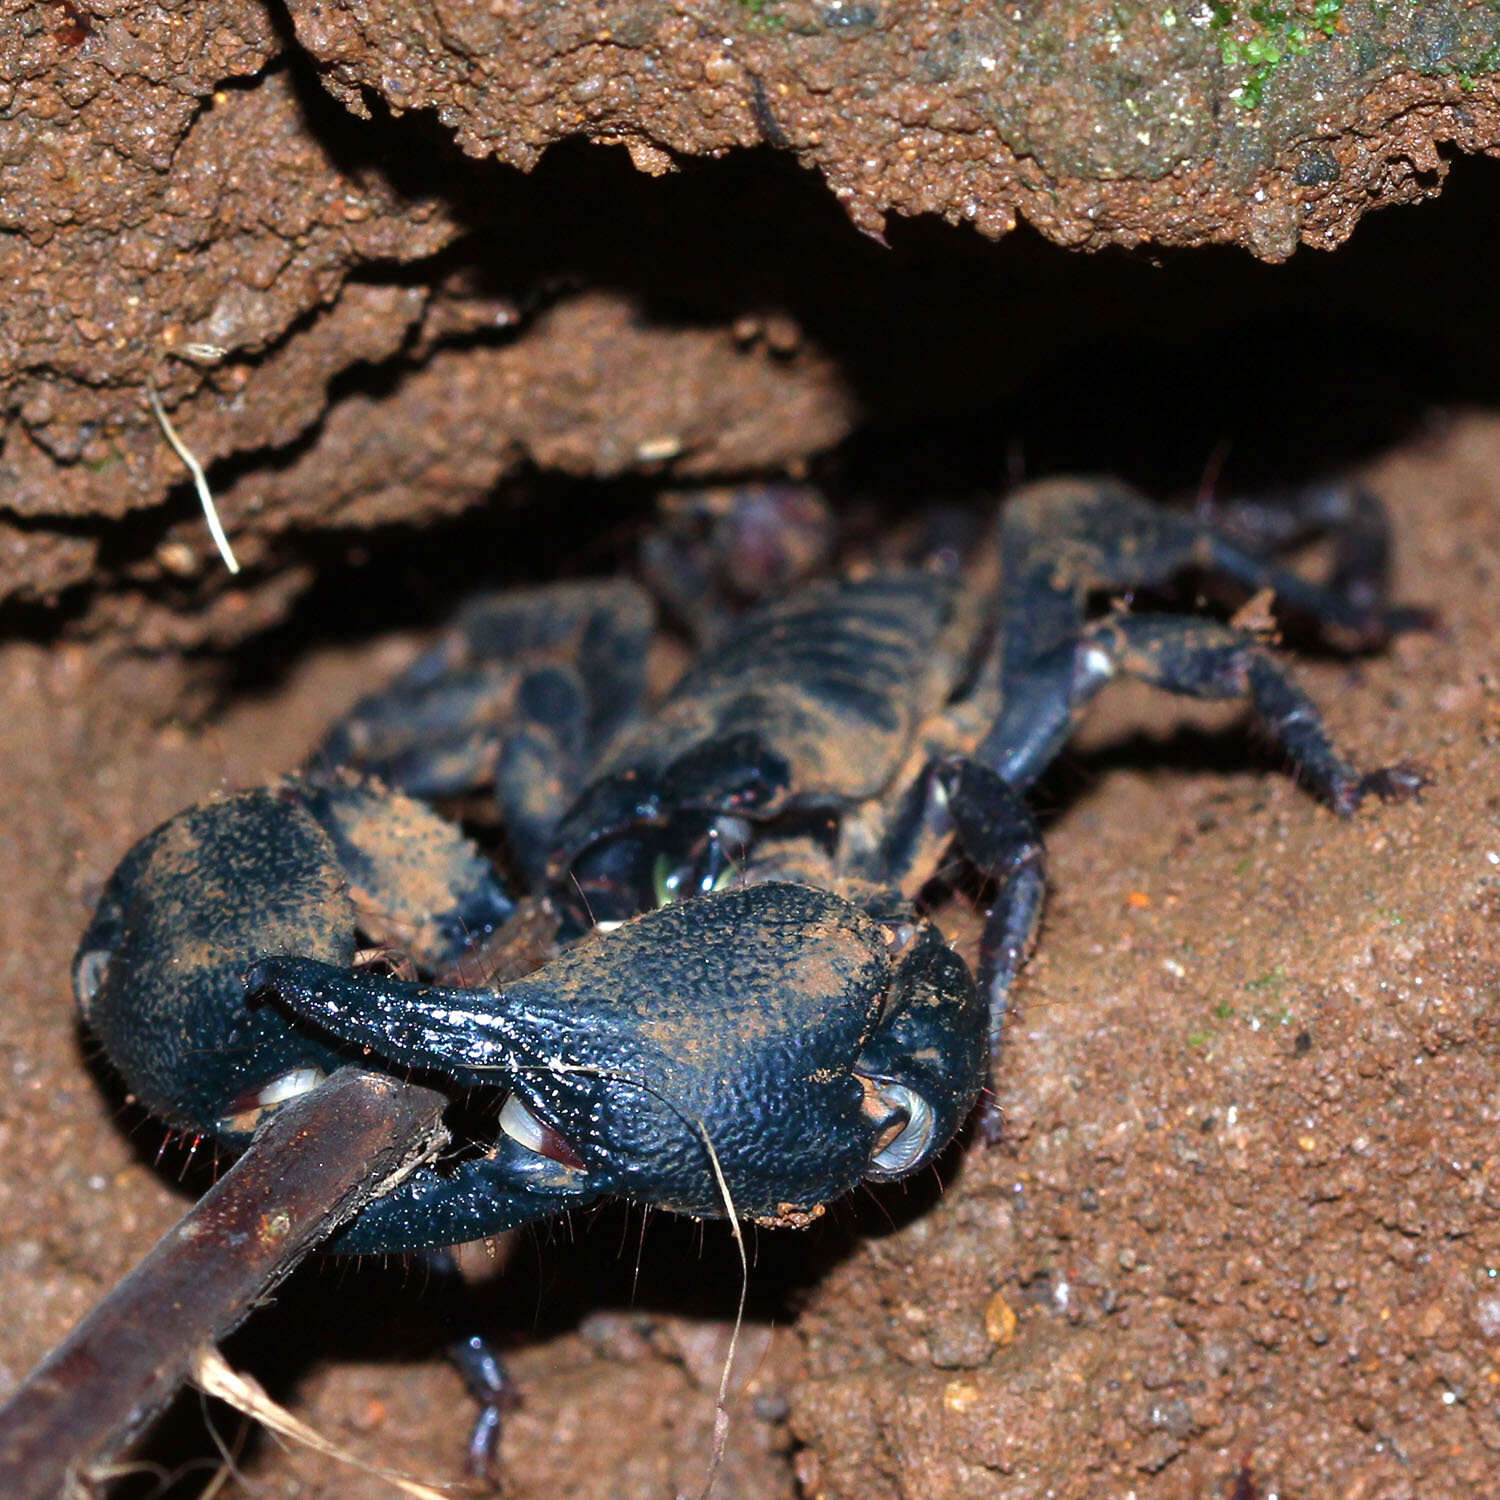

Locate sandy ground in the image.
[2,410,1499,1498]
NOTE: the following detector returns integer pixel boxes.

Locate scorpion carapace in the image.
[76,477,1426,1256]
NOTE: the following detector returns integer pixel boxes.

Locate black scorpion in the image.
[73,475,1423,1423]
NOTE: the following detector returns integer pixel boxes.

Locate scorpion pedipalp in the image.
[246,881,982,1244]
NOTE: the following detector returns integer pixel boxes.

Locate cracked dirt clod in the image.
[0,34,464,609]
[0,58,458,491]
[3,0,1500,636]
[283,0,1500,255]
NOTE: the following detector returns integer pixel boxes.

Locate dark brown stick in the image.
[0,1067,448,1500]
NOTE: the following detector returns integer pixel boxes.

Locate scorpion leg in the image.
[938,762,1047,1141]
[854,755,1045,1140]
[855,757,1046,1031]
[1198,476,1369,555]
[313,580,653,881]
[1195,478,1432,637]
[343,1147,549,1481]
[917,758,1048,1142]
[991,614,1422,814]
[998,476,1423,680]
[424,1248,520,1486]
[985,477,1430,795]
[939,760,1047,1038]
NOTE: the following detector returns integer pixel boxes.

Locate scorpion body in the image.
[75,477,1423,1258]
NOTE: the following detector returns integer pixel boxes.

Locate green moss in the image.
[733,0,786,33]
[1452,39,1500,90]
[1211,0,1343,107]
[1244,965,1287,993]
[82,446,124,474]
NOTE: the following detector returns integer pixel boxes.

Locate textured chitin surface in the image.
[2,412,1497,1496]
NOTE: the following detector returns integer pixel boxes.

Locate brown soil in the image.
[3,0,1499,638]
[1,407,1496,1498]
[283,0,1500,255]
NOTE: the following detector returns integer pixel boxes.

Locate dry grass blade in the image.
[190,1349,453,1500]
[146,380,242,575]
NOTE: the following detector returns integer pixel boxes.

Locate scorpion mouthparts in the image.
[498,1093,586,1171]
[219,1065,328,1135]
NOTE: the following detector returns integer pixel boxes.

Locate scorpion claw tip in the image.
[1327,761,1429,817]
[1354,762,1430,810]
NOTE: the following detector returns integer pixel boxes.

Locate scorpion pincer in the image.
[76,476,1425,1255]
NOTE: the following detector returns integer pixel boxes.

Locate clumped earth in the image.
[4,0,1500,1497]
[2,0,1498,625]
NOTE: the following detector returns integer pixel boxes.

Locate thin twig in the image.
[0,1068,448,1500]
